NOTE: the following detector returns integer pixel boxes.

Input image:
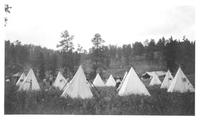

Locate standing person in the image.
[49,74,54,86]
[115,75,121,88]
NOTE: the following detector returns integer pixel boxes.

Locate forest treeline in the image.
[5,30,195,81]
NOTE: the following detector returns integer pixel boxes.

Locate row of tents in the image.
[14,65,195,99]
[93,73,116,87]
[142,68,195,93]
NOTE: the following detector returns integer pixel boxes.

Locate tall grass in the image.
[5,83,194,115]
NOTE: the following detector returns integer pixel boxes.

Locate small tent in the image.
[106,75,116,87]
[117,71,127,90]
[167,67,194,93]
[61,65,93,99]
[149,72,161,86]
[18,69,40,91]
[160,70,173,89]
[118,67,151,96]
[53,72,68,90]
[16,72,26,87]
[93,73,105,87]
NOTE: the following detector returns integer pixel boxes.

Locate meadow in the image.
[5,80,194,115]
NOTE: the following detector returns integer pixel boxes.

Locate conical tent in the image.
[149,72,161,86]
[118,67,151,96]
[106,75,116,87]
[16,72,26,86]
[167,67,194,93]
[53,72,68,90]
[160,70,173,89]
[93,73,105,87]
[18,69,40,91]
[61,65,93,99]
[117,71,127,90]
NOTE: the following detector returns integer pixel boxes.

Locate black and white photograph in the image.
[2,0,199,118]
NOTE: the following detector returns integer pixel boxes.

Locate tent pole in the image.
[88,81,101,98]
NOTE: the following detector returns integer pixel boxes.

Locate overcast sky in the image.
[5,0,195,50]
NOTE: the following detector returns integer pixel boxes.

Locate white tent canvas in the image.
[18,69,40,91]
[117,71,127,90]
[167,67,194,93]
[61,65,93,99]
[16,72,26,86]
[53,72,68,90]
[93,73,105,87]
[149,72,161,86]
[122,71,128,81]
[106,75,116,87]
[118,67,151,96]
[160,70,173,89]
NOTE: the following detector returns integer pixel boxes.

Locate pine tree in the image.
[57,30,75,76]
[91,33,106,79]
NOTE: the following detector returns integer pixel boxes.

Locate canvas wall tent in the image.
[18,69,40,91]
[117,71,127,90]
[149,73,161,86]
[16,72,26,87]
[93,73,105,87]
[160,70,173,89]
[53,72,68,90]
[142,72,152,79]
[11,72,22,84]
[6,79,10,82]
[12,72,21,77]
[106,75,116,87]
[167,67,194,93]
[142,71,166,79]
[155,71,166,76]
[61,65,93,99]
[118,67,151,96]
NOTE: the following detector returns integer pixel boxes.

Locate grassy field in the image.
[5,81,194,115]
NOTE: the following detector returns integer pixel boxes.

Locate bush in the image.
[5,83,194,115]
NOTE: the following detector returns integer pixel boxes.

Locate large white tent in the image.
[93,73,105,87]
[160,70,173,89]
[18,69,40,91]
[16,72,26,87]
[106,75,116,87]
[149,72,161,86]
[167,67,194,93]
[61,65,93,99]
[117,71,127,90]
[53,72,68,90]
[118,67,151,96]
